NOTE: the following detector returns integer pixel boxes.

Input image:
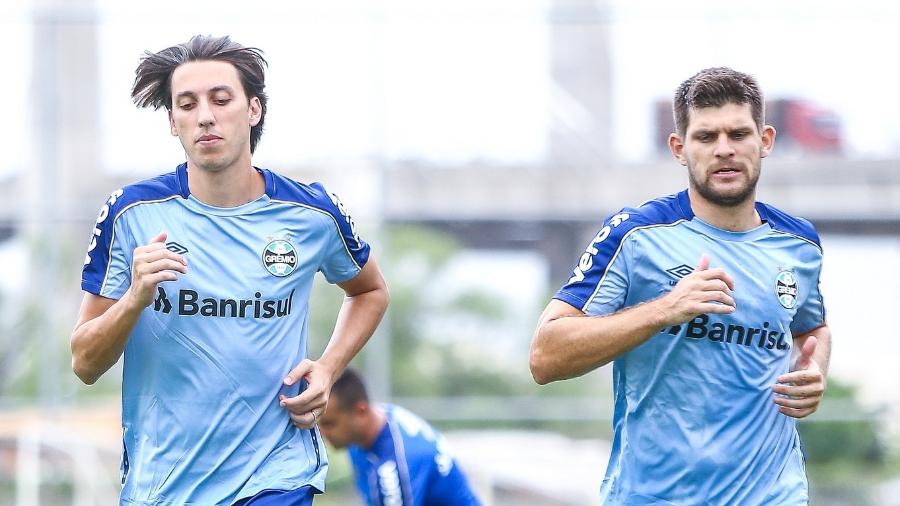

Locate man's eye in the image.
[179,103,195,110]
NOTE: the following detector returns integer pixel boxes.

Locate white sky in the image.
[819,235,900,408]
[608,0,900,160]
[3,0,900,176]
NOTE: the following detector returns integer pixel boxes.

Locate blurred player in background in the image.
[319,368,482,506]
[530,67,830,505]
[71,35,389,505]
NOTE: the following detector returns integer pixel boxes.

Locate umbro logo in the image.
[666,264,694,279]
[166,241,189,255]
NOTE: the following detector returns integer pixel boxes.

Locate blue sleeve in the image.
[310,183,371,284]
[81,188,133,299]
[790,248,826,335]
[423,438,482,505]
[348,448,376,505]
[553,210,633,315]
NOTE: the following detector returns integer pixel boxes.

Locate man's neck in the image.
[360,407,388,450]
[186,157,265,208]
[688,187,762,232]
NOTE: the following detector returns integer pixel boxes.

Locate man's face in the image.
[168,60,261,172]
[318,400,360,449]
[670,102,775,207]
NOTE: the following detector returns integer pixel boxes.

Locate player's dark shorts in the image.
[232,485,318,506]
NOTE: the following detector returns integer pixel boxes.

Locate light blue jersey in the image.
[82,163,370,505]
[555,190,825,505]
[348,405,481,506]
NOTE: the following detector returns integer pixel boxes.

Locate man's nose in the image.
[713,133,735,157]
[197,99,215,127]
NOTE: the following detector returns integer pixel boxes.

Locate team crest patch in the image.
[262,240,298,277]
[775,270,798,309]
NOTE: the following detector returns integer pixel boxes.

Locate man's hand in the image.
[773,335,825,418]
[127,232,188,307]
[280,359,337,429]
[654,255,736,327]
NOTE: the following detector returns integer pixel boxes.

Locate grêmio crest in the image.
[262,238,298,277]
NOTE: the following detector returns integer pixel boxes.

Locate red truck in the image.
[655,98,842,155]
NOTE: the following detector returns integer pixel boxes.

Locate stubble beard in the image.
[688,160,761,208]
[188,145,240,174]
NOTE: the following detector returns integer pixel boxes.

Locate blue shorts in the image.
[233,485,317,506]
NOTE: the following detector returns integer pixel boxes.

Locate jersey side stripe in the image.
[387,420,415,505]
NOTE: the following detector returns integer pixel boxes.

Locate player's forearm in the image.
[318,285,390,381]
[530,300,669,385]
[71,290,145,384]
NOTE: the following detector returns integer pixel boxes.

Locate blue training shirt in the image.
[555,189,825,505]
[81,163,370,505]
[348,405,481,506]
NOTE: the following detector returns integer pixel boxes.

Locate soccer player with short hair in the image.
[318,368,482,506]
[530,67,830,504]
[71,35,389,505]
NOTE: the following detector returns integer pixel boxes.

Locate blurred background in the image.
[2,0,899,504]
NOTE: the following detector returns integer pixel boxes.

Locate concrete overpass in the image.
[3,156,897,285]
[382,156,900,223]
[2,155,898,232]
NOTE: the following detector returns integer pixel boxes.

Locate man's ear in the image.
[669,132,687,166]
[353,400,370,416]
[169,109,178,136]
[760,124,776,158]
[249,97,262,127]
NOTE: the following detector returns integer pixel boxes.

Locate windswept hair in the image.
[330,368,371,411]
[131,35,269,153]
[673,67,764,137]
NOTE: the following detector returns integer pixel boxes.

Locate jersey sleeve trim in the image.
[98,196,182,296]
[81,171,182,298]
[270,199,368,272]
[267,171,371,277]
[556,219,689,312]
[756,202,822,251]
[554,191,692,313]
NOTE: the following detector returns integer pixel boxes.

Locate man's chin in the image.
[190,155,230,172]
[698,182,755,207]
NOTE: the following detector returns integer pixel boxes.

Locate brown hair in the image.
[330,367,370,411]
[673,67,764,137]
[131,35,269,153]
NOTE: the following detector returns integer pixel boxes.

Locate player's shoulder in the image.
[594,190,694,240]
[386,405,440,444]
[266,169,342,213]
[101,167,185,218]
[626,190,694,227]
[386,404,429,432]
[757,201,822,250]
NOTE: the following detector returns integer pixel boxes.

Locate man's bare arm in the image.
[530,255,735,384]
[71,232,187,384]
